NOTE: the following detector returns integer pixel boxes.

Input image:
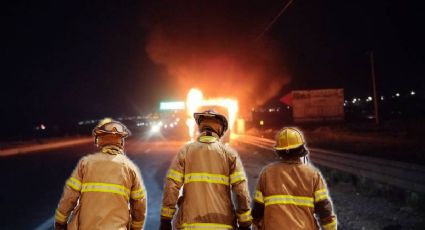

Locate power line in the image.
[255,0,295,41]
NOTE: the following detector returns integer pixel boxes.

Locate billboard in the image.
[292,89,344,122]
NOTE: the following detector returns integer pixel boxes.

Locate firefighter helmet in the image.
[194,109,228,137]
[274,127,305,150]
[92,118,131,138]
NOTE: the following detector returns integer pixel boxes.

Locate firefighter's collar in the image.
[101,145,124,155]
[279,158,302,164]
[198,132,219,143]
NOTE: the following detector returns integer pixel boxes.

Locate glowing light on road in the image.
[395,93,400,97]
[150,124,161,133]
[411,91,416,95]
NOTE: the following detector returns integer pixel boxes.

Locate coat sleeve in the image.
[55,157,85,224]
[129,165,147,230]
[252,169,265,229]
[313,171,337,230]
[229,148,252,227]
[160,146,186,220]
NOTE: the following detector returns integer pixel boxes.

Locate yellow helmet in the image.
[92,118,130,138]
[274,127,305,150]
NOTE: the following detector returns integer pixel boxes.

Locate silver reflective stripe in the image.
[264,195,314,208]
[66,177,82,191]
[314,189,328,202]
[81,182,130,200]
[167,169,184,183]
[182,223,233,229]
[131,188,146,200]
[230,171,246,184]
[184,173,230,185]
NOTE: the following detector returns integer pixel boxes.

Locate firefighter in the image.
[54,118,147,230]
[160,110,252,230]
[252,127,337,230]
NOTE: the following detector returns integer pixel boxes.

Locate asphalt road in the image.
[0,134,274,230]
[1,134,423,230]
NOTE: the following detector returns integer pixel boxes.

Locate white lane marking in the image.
[144,148,151,153]
[34,216,54,230]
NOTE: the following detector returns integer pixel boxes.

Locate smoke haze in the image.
[144,1,291,113]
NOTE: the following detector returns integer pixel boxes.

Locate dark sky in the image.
[3,0,424,132]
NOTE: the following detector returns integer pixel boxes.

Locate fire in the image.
[186,88,238,141]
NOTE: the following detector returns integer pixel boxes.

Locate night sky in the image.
[3,0,424,135]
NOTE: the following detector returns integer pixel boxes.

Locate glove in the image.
[159,218,172,230]
[54,222,67,230]
[238,225,252,230]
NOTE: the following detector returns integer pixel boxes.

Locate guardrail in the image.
[234,134,425,193]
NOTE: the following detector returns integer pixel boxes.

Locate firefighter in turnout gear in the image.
[252,127,337,230]
[160,110,252,230]
[54,118,147,230]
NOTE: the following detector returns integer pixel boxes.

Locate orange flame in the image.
[186,88,238,141]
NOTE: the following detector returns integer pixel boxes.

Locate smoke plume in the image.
[144,1,290,114]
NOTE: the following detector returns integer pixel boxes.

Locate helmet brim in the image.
[273,143,303,151]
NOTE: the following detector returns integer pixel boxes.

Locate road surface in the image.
[0,134,423,229]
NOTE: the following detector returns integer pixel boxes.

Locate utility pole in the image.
[370,50,380,125]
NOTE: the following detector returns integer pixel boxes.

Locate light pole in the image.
[370,50,380,125]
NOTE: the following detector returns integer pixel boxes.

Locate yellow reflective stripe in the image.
[230,171,246,184]
[198,136,218,143]
[161,207,176,218]
[167,169,184,183]
[182,223,233,229]
[131,188,146,200]
[254,190,264,204]
[66,177,82,191]
[237,210,253,222]
[323,219,337,230]
[55,209,67,223]
[184,173,230,185]
[264,195,314,208]
[314,189,328,202]
[131,220,144,228]
[81,182,130,200]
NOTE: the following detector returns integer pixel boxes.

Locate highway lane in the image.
[0,137,182,230]
[1,135,423,230]
[0,141,95,230]
[0,136,273,230]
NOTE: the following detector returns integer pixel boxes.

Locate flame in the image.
[144,1,291,116]
[186,88,238,141]
[186,88,204,117]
